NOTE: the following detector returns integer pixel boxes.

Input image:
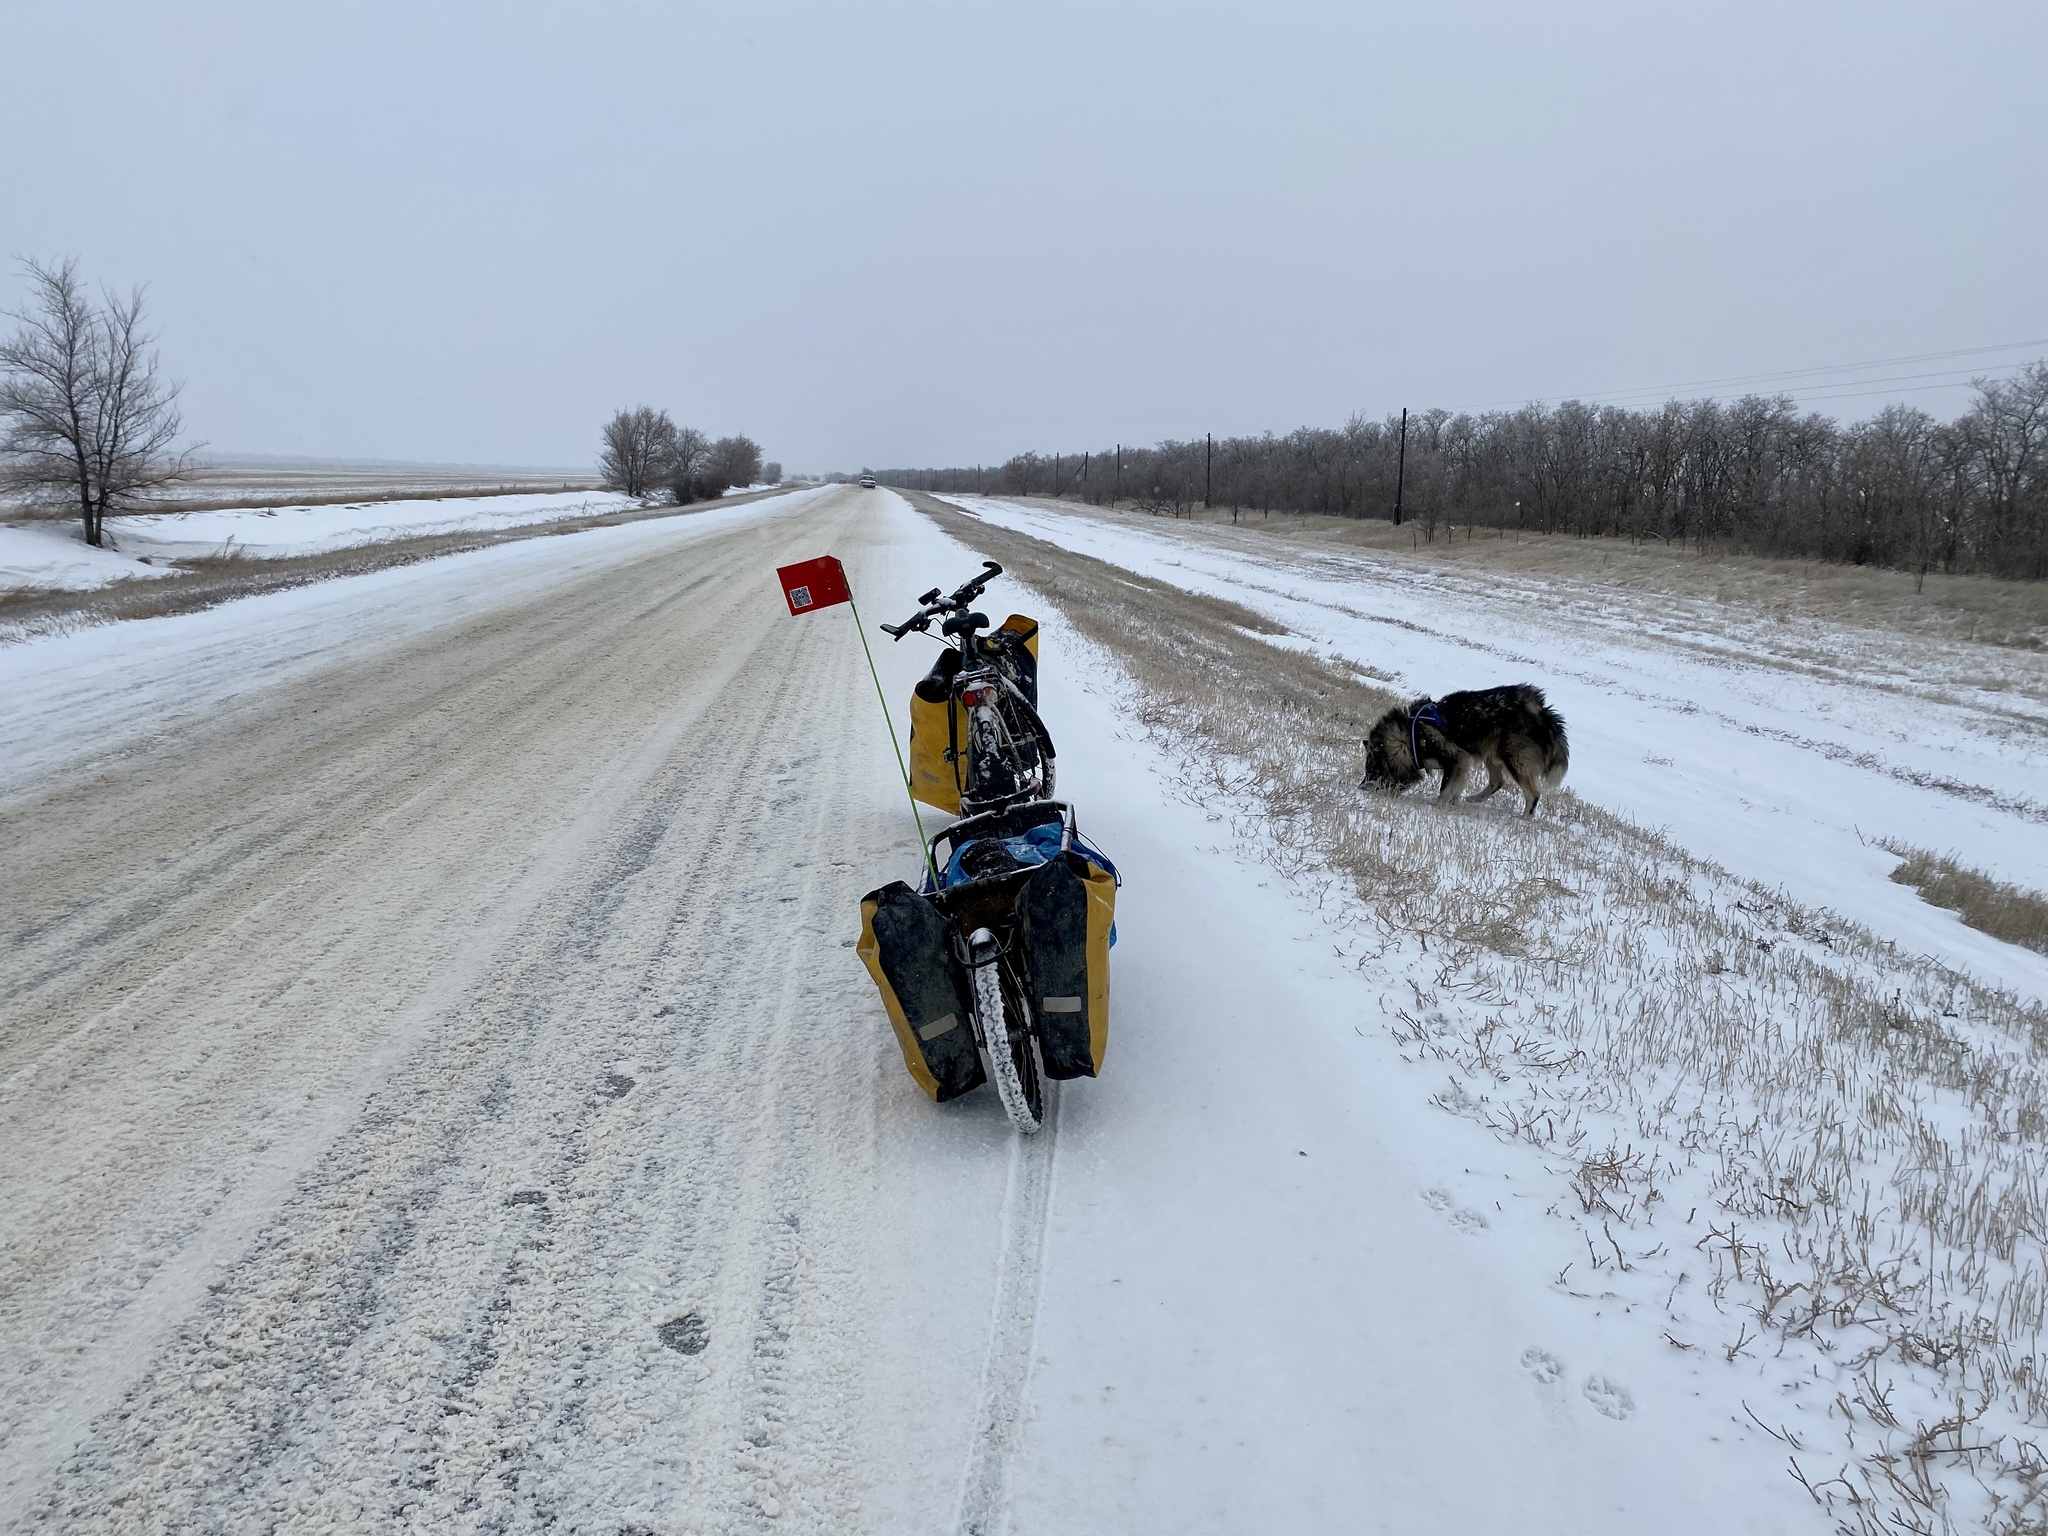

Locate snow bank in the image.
[0,491,640,594]
[0,522,180,593]
[116,489,640,561]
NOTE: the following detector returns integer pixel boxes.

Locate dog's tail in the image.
[1535,698,1569,790]
[1514,685,1571,789]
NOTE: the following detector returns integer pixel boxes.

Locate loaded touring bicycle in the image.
[856,562,1118,1133]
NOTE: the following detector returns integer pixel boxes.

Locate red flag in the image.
[775,555,851,617]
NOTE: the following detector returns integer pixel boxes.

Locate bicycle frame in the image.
[883,562,1055,815]
[953,644,1048,812]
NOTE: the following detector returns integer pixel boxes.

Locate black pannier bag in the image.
[858,881,985,1101]
[1016,853,1113,1081]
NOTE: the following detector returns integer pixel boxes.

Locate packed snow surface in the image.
[942,494,2048,1003]
[0,483,1903,1531]
[0,490,638,593]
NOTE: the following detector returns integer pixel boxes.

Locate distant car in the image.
[859,475,877,488]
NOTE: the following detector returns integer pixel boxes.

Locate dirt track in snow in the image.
[0,487,1037,1533]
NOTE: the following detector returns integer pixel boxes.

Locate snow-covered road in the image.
[1,486,1815,1532]
[941,495,2048,1004]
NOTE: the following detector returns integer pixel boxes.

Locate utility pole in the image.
[1393,407,1408,527]
[1115,444,1122,507]
[1082,451,1089,502]
[1205,433,1213,510]
[1054,454,1060,499]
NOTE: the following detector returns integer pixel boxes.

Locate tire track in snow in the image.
[953,1091,1061,1536]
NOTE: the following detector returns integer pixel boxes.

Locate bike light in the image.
[961,684,994,707]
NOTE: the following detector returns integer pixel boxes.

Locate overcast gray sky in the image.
[4,0,2043,473]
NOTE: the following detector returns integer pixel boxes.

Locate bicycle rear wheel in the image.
[968,938,1044,1133]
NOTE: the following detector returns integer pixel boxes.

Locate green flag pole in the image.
[846,592,941,891]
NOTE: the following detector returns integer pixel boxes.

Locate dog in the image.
[1360,685,1569,816]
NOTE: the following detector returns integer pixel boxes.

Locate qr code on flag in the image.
[789,586,813,608]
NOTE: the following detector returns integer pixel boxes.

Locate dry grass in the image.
[1006,495,2048,653]
[909,488,2048,1534]
[1887,846,2048,958]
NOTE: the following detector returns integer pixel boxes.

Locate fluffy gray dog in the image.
[1360,684,1570,816]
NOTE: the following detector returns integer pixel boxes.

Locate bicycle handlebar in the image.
[881,560,1003,639]
[951,560,1002,606]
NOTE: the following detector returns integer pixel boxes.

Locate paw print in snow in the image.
[1421,1187,1489,1233]
[1519,1347,1564,1385]
[1582,1374,1635,1420]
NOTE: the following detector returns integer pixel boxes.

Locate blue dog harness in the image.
[1409,700,1447,766]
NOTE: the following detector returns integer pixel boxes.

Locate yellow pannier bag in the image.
[906,614,1041,814]
[907,686,961,813]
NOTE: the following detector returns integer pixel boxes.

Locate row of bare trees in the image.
[598,408,769,503]
[879,365,2048,581]
[1,259,188,547]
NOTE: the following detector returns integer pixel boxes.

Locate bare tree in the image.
[0,258,189,547]
[598,406,678,498]
[664,425,712,502]
[1958,362,2048,577]
[705,434,762,493]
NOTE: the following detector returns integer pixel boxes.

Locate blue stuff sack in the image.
[935,823,1120,946]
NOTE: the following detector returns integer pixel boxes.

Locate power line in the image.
[1485,336,2048,410]
[1593,338,2048,398]
[1770,361,2033,396]
[1776,370,2036,406]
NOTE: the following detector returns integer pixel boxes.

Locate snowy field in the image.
[0,458,601,521]
[940,494,2048,1005]
[0,490,640,594]
[4,482,2040,1532]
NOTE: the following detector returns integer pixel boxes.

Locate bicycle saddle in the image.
[942,611,990,636]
